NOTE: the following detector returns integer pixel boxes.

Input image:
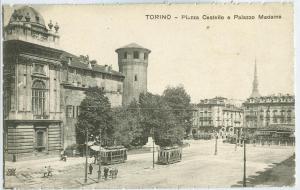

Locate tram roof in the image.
[90,145,126,152]
[160,146,181,151]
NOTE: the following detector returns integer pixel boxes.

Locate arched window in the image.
[32,80,46,116]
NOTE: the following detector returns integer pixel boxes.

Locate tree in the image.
[139,92,184,147]
[112,100,144,147]
[75,87,114,146]
[162,85,193,135]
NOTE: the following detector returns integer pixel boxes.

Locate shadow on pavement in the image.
[231,154,295,187]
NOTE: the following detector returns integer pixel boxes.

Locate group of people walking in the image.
[89,164,118,180]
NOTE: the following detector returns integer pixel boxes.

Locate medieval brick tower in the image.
[116,43,151,106]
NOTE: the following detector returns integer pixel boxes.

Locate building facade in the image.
[116,43,151,106]
[192,97,243,139]
[242,63,295,144]
[243,94,295,143]
[3,6,135,161]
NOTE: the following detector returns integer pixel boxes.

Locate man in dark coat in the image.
[104,167,109,180]
[89,164,93,175]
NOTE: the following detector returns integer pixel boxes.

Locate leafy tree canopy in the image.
[139,92,184,147]
[75,87,114,145]
[112,100,144,148]
[162,85,193,134]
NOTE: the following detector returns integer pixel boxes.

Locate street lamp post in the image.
[242,107,247,187]
[84,127,88,183]
[243,135,247,187]
[214,131,218,155]
[241,127,248,187]
[97,129,101,182]
[152,128,155,169]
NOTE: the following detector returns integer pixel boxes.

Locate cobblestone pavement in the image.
[4,140,295,188]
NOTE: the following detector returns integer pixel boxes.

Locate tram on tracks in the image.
[90,145,127,165]
[100,146,127,165]
[157,146,182,165]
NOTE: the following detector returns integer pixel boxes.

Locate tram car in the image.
[100,146,127,165]
[157,146,182,165]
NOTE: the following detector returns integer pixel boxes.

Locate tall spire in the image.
[250,59,261,98]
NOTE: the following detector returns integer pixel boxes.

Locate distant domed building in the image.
[3,6,140,161]
[5,6,60,48]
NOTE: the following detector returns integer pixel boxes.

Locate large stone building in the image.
[192,97,243,139]
[3,6,149,161]
[243,64,295,144]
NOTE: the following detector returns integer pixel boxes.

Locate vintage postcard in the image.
[2,3,295,189]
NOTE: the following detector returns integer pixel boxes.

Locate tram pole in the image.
[242,109,247,187]
[214,132,218,155]
[243,137,246,187]
[152,129,155,169]
[97,129,101,182]
[84,127,88,183]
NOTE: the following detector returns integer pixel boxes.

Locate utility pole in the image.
[97,129,101,182]
[214,131,218,155]
[152,128,155,169]
[242,107,247,187]
[84,127,88,183]
[243,136,246,187]
[235,129,239,151]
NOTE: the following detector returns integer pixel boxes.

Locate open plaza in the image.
[4,140,295,188]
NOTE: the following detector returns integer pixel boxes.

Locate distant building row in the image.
[192,63,295,141]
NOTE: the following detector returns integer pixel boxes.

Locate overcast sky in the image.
[3,4,294,103]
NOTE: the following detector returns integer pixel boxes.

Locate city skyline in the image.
[3,4,294,103]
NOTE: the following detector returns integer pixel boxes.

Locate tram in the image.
[157,146,182,165]
[100,146,127,165]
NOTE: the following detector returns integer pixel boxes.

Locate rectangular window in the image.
[133,51,139,59]
[66,105,72,118]
[77,106,80,117]
[144,53,148,60]
[36,131,44,147]
[73,106,76,118]
[124,52,127,59]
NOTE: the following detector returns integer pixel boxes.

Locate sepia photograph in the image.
[1,2,295,189]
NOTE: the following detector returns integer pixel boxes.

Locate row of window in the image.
[248,110,292,115]
[123,51,148,60]
[246,116,293,123]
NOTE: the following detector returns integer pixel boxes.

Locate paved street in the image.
[5,140,295,188]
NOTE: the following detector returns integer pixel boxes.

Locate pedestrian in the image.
[109,168,113,178]
[43,166,48,177]
[47,165,53,177]
[89,163,93,175]
[60,150,67,161]
[115,168,118,179]
[104,167,109,180]
[93,155,97,164]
